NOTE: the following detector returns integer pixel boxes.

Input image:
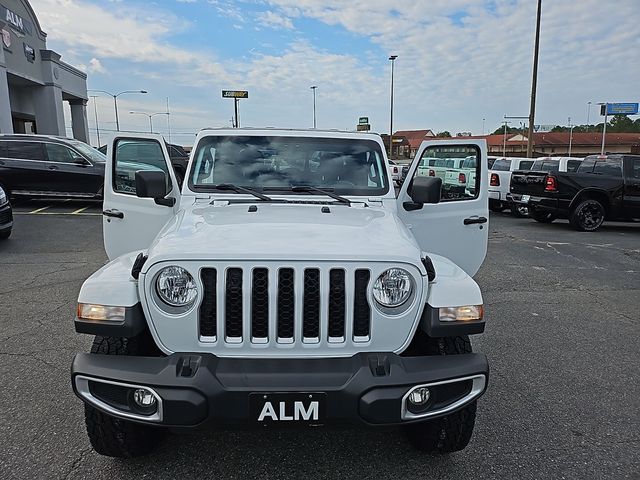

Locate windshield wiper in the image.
[290,185,351,205]
[209,184,275,202]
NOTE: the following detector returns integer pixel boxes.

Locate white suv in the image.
[71,130,489,458]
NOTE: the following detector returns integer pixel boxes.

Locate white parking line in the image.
[71,206,90,215]
[29,206,50,214]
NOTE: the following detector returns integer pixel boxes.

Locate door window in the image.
[567,160,581,172]
[5,141,44,161]
[411,145,481,201]
[113,139,171,195]
[45,143,84,163]
[593,160,622,177]
[631,159,640,179]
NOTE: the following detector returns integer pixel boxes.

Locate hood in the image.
[145,201,424,267]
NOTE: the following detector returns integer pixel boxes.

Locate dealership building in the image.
[0,0,89,141]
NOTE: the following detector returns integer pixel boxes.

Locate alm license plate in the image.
[250,392,326,425]
[521,195,530,203]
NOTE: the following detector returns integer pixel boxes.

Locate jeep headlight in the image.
[373,268,413,308]
[155,266,198,307]
[0,187,7,206]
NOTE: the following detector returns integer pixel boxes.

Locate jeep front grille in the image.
[199,266,370,345]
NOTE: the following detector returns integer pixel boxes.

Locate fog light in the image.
[408,387,430,406]
[133,388,157,407]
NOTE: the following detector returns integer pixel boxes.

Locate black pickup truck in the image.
[510,154,640,231]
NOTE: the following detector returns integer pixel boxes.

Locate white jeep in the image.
[71,129,489,458]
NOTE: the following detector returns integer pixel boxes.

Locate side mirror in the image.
[73,158,89,166]
[404,176,441,211]
[135,170,175,207]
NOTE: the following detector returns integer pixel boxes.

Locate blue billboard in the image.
[606,103,639,115]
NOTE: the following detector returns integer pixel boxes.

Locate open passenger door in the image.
[103,134,181,260]
[396,139,488,276]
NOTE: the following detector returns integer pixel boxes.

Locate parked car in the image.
[389,160,402,185]
[510,154,640,230]
[0,135,106,198]
[0,185,12,239]
[507,157,583,218]
[99,141,188,186]
[71,129,489,458]
[489,157,535,214]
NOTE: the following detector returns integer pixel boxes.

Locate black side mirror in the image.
[73,158,88,166]
[404,176,442,211]
[135,170,175,207]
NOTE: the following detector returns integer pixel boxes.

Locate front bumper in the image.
[71,352,488,427]
[0,202,13,232]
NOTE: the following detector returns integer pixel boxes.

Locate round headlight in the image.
[156,266,198,307]
[373,268,413,308]
[0,187,7,206]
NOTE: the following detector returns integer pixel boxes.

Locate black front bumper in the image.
[0,202,12,232]
[71,352,488,428]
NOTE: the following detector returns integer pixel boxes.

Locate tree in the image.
[436,131,452,137]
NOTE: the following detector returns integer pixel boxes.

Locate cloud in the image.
[87,57,105,73]
[256,10,294,30]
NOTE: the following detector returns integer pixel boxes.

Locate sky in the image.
[29,0,640,146]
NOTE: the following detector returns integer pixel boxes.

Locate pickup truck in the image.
[71,130,490,458]
[506,156,582,217]
[509,154,640,230]
[488,157,535,214]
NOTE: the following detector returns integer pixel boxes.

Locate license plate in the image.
[521,195,530,203]
[250,392,326,425]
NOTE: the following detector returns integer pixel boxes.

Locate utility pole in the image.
[526,0,543,158]
[388,55,398,158]
[568,116,574,157]
[310,86,317,128]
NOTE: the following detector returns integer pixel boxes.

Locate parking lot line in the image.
[29,206,50,214]
[71,206,90,215]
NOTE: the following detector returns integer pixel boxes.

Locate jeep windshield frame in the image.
[187,135,390,196]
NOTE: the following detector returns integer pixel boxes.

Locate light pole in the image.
[526,0,543,158]
[88,89,148,131]
[129,111,169,133]
[89,95,101,147]
[482,118,486,135]
[598,102,608,155]
[586,101,592,132]
[388,55,398,158]
[310,86,317,129]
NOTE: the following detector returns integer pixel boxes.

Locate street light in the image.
[586,101,592,132]
[88,89,148,131]
[129,111,169,133]
[89,95,101,147]
[568,116,575,157]
[310,86,318,129]
[388,55,398,158]
[482,118,486,136]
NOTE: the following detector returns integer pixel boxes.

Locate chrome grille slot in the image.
[251,268,269,341]
[353,269,371,340]
[199,268,217,340]
[302,269,320,341]
[328,269,346,341]
[277,268,295,342]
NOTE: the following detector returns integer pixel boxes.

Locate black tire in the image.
[403,336,478,453]
[569,198,606,231]
[83,334,165,458]
[489,201,505,213]
[510,203,529,217]
[531,210,556,223]
[0,229,10,239]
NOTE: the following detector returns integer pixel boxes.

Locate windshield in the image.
[189,136,389,195]
[71,141,107,163]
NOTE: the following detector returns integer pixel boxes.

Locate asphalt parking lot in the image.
[0,211,638,479]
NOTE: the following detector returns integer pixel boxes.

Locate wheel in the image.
[0,229,10,239]
[489,201,505,213]
[83,334,165,458]
[531,210,556,223]
[510,203,529,217]
[403,336,478,453]
[569,199,605,231]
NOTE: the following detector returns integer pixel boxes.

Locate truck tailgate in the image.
[510,170,548,196]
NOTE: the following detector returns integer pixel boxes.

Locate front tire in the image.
[0,229,10,239]
[83,334,165,458]
[569,199,606,231]
[489,201,505,213]
[403,336,478,453]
